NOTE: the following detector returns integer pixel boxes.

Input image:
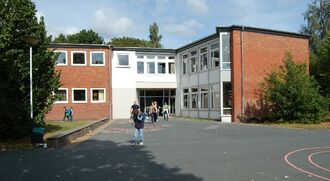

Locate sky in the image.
[33,0,313,48]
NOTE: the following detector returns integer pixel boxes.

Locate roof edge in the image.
[217,25,310,39]
[49,43,110,49]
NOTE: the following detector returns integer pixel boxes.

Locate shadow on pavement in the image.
[0,139,202,181]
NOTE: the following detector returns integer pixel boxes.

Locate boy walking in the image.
[131,109,146,146]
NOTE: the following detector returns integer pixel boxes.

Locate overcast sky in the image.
[33,0,312,48]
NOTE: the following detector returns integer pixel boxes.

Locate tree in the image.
[261,53,328,123]
[300,0,330,96]
[315,31,330,96]
[149,22,162,48]
[52,33,67,43]
[108,37,152,47]
[0,0,60,139]
[53,29,104,44]
[300,0,330,53]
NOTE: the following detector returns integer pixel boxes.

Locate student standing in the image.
[131,109,146,146]
[163,102,169,121]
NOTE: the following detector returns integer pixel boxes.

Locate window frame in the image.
[72,88,87,103]
[157,62,166,74]
[190,87,198,109]
[54,88,68,104]
[210,83,220,109]
[190,50,198,73]
[200,47,208,71]
[90,51,105,66]
[200,85,209,109]
[182,88,189,109]
[210,42,220,68]
[90,88,106,103]
[220,32,231,70]
[182,53,188,75]
[71,51,87,66]
[117,54,130,67]
[54,50,67,66]
[147,61,155,74]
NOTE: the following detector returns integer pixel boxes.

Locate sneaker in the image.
[139,142,144,146]
[131,142,136,146]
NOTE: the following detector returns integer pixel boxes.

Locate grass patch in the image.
[256,121,330,130]
[1,120,91,151]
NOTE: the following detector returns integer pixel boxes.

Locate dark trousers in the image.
[152,112,158,122]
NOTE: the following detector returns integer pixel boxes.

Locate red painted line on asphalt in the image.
[284,147,330,181]
[308,151,330,172]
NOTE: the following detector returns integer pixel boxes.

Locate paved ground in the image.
[1,118,330,181]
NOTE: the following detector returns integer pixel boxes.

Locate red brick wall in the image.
[46,47,112,121]
[231,30,309,122]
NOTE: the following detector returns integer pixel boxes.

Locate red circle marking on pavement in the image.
[284,147,330,181]
[308,151,330,172]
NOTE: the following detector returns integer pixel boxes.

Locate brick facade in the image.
[231,29,309,122]
[46,45,112,121]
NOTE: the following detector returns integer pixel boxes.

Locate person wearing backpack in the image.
[131,109,146,146]
[68,107,73,122]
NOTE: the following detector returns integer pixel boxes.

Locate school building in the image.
[46,25,309,122]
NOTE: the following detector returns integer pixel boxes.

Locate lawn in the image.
[256,121,330,130]
[1,120,91,151]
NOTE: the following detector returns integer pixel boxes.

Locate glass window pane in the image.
[118,55,129,66]
[223,62,231,69]
[158,56,165,59]
[158,63,166,74]
[55,52,66,64]
[147,62,155,74]
[74,90,86,101]
[55,89,67,101]
[92,89,105,101]
[147,55,155,59]
[211,84,220,109]
[168,56,175,59]
[223,82,232,108]
[169,62,175,74]
[137,55,144,59]
[73,52,85,64]
[137,62,144,74]
[92,52,104,64]
[222,34,230,63]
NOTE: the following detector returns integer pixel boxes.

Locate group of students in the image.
[63,106,73,122]
[130,100,170,146]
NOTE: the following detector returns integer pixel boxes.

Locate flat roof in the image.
[49,43,109,49]
[112,47,176,54]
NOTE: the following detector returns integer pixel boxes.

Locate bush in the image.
[261,53,329,123]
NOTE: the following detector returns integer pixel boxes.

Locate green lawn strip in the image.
[44,120,92,138]
[254,122,330,130]
[1,120,92,151]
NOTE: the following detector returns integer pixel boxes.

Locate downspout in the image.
[108,45,113,120]
[241,26,245,121]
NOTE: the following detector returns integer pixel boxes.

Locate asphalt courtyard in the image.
[1,118,330,181]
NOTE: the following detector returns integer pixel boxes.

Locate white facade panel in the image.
[199,111,208,118]
[221,70,231,82]
[210,70,220,84]
[112,88,136,119]
[198,71,208,84]
[190,74,198,86]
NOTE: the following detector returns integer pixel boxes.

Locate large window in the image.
[72,51,86,65]
[147,62,155,74]
[182,54,188,75]
[200,85,208,109]
[190,50,197,73]
[91,51,105,65]
[223,82,232,115]
[183,88,189,109]
[221,33,231,69]
[54,88,68,103]
[137,62,144,74]
[211,84,220,109]
[72,88,87,103]
[211,43,220,68]
[118,54,129,66]
[158,62,166,74]
[91,88,105,103]
[169,62,175,74]
[200,47,208,71]
[54,51,67,65]
[191,87,198,109]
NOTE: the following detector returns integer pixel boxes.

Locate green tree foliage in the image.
[300,0,330,53]
[53,29,104,44]
[300,0,330,96]
[314,31,330,96]
[0,0,60,139]
[261,53,328,123]
[108,37,152,47]
[149,22,162,48]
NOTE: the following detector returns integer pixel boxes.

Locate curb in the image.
[47,117,109,148]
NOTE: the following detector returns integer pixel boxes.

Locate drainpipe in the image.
[241,26,245,121]
[108,45,112,120]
